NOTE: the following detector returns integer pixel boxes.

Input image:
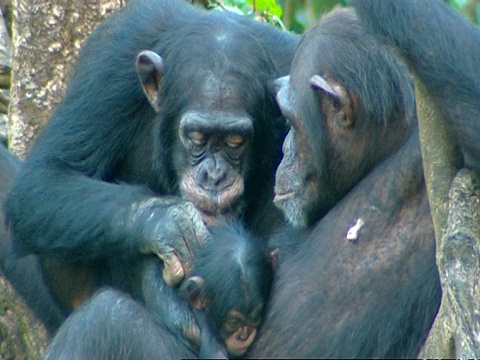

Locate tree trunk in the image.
[415,73,480,358]
[1,1,127,359]
[9,0,127,159]
[0,270,50,360]
[0,5,10,145]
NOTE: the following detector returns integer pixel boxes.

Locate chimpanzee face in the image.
[273,72,360,228]
[273,10,417,229]
[136,50,260,223]
[273,76,320,228]
[177,109,253,222]
[218,306,263,357]
[182,275,266,357]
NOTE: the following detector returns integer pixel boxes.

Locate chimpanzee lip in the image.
[180,172,244,215]
[273,190,303,209]
[273,191,295,202]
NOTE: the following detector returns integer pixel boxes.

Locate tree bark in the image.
[2,1,127,359]
[0,270,50,360]
[420,169,480,358]
[0,6,10,145]
[415,73,480,358]
[9,0,127,159]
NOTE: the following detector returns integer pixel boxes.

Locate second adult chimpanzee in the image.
[45,221,273,359]
[249,8,443,358]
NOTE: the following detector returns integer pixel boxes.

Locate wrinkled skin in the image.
[176,110,251,220]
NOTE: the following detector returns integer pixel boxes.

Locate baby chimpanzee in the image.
[181,222,273,358]
[141,221,273,359]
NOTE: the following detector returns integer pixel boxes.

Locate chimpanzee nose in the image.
[237,327,250,341]
[197,157,228,190]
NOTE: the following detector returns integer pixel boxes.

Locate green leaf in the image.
[247,0,283,18]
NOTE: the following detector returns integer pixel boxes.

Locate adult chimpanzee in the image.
[0,144,64,335]
[249,7,444,358]
[49,221,273,359]
[4,0,297,355]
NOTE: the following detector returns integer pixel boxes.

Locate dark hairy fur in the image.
[4,0,298,357]
[6,0,295,262]
[0,144,64,334]
[353,0,480,173]
[250,8,441,358]
[194,222,273,333]
[253,1,480,357]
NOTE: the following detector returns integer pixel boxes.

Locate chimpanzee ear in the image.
[272,75,290,96]
[273,75,294,122]
[136,50,164,113]
[181,276,207,310]
[310,74,345,104]
[310,74,353,128]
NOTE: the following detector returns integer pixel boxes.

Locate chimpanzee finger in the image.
[158,251,184,287]
[174,202,211,249]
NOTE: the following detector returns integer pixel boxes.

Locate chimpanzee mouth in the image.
[273,191,296,202]
[180,173,244,217]
[273,186,304,207]
[233,347,249,356]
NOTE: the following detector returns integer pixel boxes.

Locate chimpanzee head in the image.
[273,9,416,228]
[181,222,273,357]
[136,13,286,224]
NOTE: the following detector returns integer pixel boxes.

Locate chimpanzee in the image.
[4,0,297,354]
[249,7,444,358]
[182,222,273,358]
[45,221,272,359]
[0,144,64,335]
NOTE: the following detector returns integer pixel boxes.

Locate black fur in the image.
[0,144,64,335]
[4,0,298,356]
[353,0,480,172]
[193,222,273,334]
[250,9,441,358]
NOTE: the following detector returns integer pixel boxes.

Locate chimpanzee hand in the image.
[138,197,211,286]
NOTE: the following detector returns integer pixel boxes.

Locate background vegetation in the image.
[216,0,480,32]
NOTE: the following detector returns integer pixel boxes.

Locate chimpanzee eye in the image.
[250,316,261,327]
[226,318,241,332]
[188,131,206,146]
[225,134,244,148]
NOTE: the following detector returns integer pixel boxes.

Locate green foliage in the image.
[449,0,469,11]
[221,0,252,14]
[279,0,351,33]
[448,0,480,24]
[199,0,480,32]
[200,0,286,29]
[247,0,283,18]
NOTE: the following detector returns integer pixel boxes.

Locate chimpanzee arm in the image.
[353,0,480,171]
[141,257,201,347]
[6,161,206,264]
